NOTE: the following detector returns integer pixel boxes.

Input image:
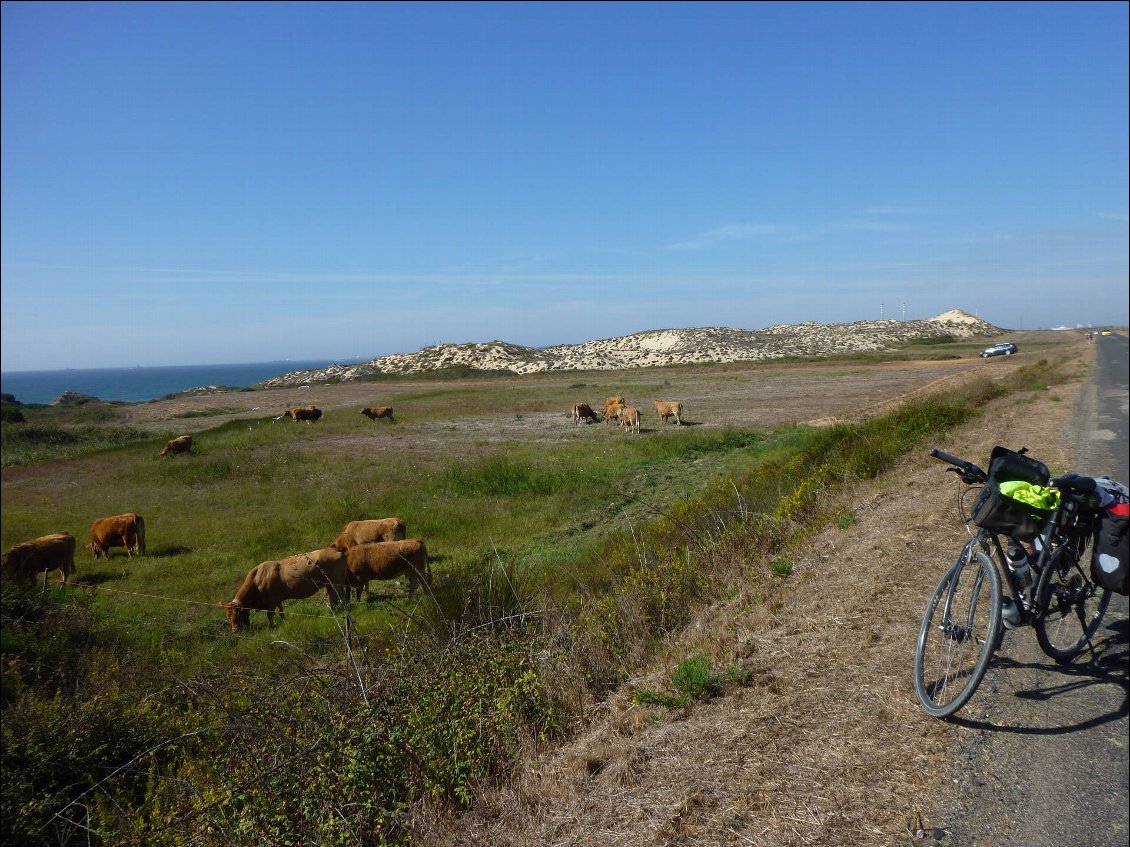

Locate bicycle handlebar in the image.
[929,448,988,484]
[1050,472,1098,497]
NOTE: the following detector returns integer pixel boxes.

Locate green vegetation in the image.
[632,654,752,708]
[0,353,1071,845]
[769,557,794,577]
[1,422,157,467]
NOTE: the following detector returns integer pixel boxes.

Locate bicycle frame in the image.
[966,485,1094,631]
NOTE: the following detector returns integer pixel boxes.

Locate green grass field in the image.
[0,345,1082,845]
[1,379,801,666]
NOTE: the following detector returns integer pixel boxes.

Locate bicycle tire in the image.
[1034,542,1112,664]
[914,550,1002,718]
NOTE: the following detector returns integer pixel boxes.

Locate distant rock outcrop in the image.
[257,310,1002,388]
[51,391,101,406]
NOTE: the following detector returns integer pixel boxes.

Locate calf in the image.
[2,532,77,585]
[89,513,146,559]
[346,539,430,600]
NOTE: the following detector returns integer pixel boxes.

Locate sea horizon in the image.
[0,359,343,406]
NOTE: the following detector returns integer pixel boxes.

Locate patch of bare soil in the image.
[114,356,1012,437]
[410,343,1106,846]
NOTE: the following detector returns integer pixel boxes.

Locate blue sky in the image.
[2,1,1127,371]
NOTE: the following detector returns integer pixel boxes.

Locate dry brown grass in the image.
[412,346,1088,846]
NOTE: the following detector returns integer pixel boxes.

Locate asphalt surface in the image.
[926,332,1129,847]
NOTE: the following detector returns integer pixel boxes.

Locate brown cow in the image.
[653,400,684,426]
[89,513,146,559]
[603,395,625,416]
[346,539,430,600]
[620,406,641,434]
[222,546,350,632]
[571,403,599,424]
[360,406,395,422]
[331,518,407,599]
[285,406,322,423]
[2,532,77,585]
[160,435,193,456]
[331,518,407,551]
[603,402,626,424]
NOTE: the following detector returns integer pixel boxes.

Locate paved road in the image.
[928,332,1129,847]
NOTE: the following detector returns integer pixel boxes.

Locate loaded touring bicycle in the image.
[913,445,1129,718]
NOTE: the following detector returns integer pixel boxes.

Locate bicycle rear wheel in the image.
[914,550,1002,718]
[1035,543,1112,664]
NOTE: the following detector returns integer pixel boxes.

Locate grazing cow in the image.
[361,406,395,423]
[571,403,599,425]
[620,406,641,434]
[222,546,350,632]
[331,517,407,551]
[603,402,626,424]
[89,513,146,559]
[346,539,430,600]
[603,395,625,416]
[653,401,684,426]
[160,435,193,456]
[2,532,77,585]
[285,406,322,423]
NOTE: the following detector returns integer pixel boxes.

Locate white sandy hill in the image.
[257,310,1000,387]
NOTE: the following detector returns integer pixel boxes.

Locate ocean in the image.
[0,360,340,406]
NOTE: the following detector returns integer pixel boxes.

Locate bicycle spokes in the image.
[915,552,1002,717]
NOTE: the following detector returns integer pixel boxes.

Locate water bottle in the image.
[1005,545,1032,591]
[1000,596,1022,629]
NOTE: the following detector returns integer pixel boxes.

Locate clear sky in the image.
[2,1,1127,371]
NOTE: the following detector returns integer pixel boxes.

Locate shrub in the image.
[770,558,794,578]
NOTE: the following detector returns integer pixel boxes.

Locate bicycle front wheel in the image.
[914,550,1002,718]
[1035,545,1112,664]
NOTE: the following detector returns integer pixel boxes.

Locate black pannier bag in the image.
[1091,478,1129,596]
[969,446,1052,541]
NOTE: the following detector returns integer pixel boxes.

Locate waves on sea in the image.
[1,360,339,406]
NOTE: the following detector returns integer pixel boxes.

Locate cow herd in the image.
[572,395,685,434]
[222,516,429,631]
[1,512,145,587]
[3,392,677,628]
[281,405,396,425]
[0,508,430,634]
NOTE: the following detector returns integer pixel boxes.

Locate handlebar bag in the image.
[969,447,1052,540]
[1091,478,1129,596]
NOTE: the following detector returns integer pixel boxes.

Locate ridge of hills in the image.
[258,309,1001,388]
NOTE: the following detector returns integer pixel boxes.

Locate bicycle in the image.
[913,446,1113,718]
